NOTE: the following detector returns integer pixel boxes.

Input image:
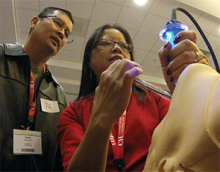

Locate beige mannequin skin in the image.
[143,63,220,171]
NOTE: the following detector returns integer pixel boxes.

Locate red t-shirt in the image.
[57,89,170,171]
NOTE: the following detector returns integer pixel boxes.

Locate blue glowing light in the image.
[165,31,175,47]
[159,20,188,47]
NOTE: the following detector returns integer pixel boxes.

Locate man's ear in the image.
[30,16,39,29]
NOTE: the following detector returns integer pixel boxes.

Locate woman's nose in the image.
[112,43,122,53]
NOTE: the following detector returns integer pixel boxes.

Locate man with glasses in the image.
[0,7,74,171]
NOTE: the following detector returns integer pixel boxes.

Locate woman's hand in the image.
[159,30,208,92]
[91,59,143,127]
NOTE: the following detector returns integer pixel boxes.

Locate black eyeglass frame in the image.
[39,15,74,43]
[95,39,133,52]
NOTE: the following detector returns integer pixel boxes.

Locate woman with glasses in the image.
[57,24,208,171]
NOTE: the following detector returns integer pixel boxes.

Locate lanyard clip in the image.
[113,158,125,172]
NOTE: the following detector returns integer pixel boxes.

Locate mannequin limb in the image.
[143,63,220,171]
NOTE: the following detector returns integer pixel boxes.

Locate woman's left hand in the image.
[159,30,208,93]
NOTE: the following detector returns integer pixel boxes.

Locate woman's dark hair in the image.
[29,7,74,35]
[74,24,147,104]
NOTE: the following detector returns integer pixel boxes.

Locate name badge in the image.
[13,129,42,155]
[40,98,60,113]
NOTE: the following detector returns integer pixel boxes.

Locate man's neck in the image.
[24,42,51,69]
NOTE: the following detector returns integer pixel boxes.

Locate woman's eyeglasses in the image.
[95,39,133,52]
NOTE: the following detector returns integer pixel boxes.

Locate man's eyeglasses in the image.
[95,39,133,52]
[39,16,74,43]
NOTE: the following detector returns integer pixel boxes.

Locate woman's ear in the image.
[89,63,92,69]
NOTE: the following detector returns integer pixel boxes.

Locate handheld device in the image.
[159,19,188,47]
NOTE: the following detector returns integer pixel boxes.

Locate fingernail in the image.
[166,68,171,75]
[173,35,181,44]
[163,42,169,49]
[170,77,174,82]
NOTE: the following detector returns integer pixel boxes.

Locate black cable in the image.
[172,7,220,73]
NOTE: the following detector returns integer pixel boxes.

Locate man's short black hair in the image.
[29,7,74,35]
[38,7,74,24]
